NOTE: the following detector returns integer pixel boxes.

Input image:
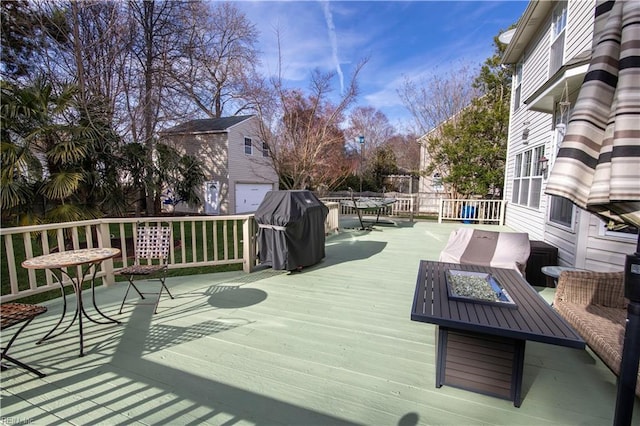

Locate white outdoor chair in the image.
[116,224,174,314]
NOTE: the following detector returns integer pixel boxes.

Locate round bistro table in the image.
[541,265,586,287]
[22,248,121,357]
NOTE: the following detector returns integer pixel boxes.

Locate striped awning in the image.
[545,0,640,228]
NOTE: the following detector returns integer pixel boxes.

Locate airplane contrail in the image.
[321,1,345,93]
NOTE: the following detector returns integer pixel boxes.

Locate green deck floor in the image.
[1,218,638,425]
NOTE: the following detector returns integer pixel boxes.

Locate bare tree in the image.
[385,133,420,173]
[126,0,189,214]
[167,2,265,119]
[256,59,367,190]
[345,106,395,152]
[397,62,480,135]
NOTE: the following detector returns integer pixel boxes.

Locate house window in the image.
[244,137,252,155]
[432,173,443,192]
[512,146,545,209]
[549,196,574,228]
[262,142,269,157]
[550,1,567,75]
[514,63,523,109]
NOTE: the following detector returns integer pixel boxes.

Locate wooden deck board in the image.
[2,220,638,425]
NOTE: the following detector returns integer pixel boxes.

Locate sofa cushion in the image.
[555,300,640,397]
[439,228,530,275]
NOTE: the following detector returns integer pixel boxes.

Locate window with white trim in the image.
[262,142,269,157]
[244,137,252,155]
[550,1,567,75]
[514,63,523,109]
[512,146,545,209]
[548,196,574,227]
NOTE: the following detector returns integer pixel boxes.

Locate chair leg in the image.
[1,354,46,378]
[152,274,173,314]
[118,279,139,314]
[129,281,146,299]
[120,275,172,314]
[1,316,46,378]
[160,274,174,300]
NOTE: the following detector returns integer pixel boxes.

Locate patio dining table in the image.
[411,260,585,407]
[22,248,121,357]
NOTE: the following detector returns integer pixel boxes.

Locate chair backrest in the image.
[134,225,172,264]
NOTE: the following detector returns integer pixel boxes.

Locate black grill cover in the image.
[255,190,329,271]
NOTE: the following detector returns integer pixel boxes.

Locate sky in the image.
[235,0,528,131]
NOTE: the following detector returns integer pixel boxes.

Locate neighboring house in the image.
[160,115,278,215]
[502,0,636,271]
[417,130,447,214]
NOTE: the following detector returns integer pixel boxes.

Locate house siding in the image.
[565,1,595,59]
[226,118,278,213]
[503,0,634,273]
[417,141,446,214]
[162,116,277,215]
[163,132,230,215]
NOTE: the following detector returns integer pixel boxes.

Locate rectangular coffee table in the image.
[411,260,585,407]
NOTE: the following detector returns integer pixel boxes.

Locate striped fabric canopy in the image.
[545,0,640,228]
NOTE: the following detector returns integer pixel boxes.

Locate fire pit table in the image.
[411,260,585,407]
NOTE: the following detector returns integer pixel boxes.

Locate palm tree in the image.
[2,78,208,224]
[1,78,111,224]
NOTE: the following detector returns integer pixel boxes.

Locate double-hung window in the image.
[244,137,252,155]
[262,142,269,157]
[550,1,567,75]
[514,63,523,109]
[512,146,545,209]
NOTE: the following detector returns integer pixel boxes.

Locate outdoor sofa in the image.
[553,270,640,397]
[439,228,531,275]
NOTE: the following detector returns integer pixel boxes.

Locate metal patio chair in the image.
[117,223,174,314]
[1,303,48,377]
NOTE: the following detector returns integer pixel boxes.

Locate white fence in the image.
[1,202,341,302]
[438,199,506,225]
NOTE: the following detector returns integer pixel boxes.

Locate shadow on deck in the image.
[1,219,638,425]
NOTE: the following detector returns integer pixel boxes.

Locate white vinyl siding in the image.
[565,0,596,58]
[227,119,279,214]
[502,0,636,268]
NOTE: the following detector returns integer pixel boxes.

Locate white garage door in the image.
[235,183,273,213]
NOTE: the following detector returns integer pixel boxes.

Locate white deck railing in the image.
[438,198,506,225]
[1,202,341,302]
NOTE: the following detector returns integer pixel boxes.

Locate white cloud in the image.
[235,1,525,127]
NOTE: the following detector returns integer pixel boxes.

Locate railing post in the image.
[243,216,256,273]
[500,200,507,226]
[410,194,414,223]
[438,198,443,223]
[98,221,116,286]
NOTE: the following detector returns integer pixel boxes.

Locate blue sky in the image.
[235,1,527,130]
